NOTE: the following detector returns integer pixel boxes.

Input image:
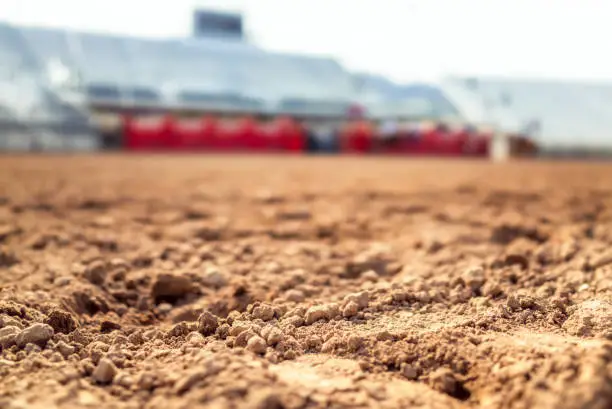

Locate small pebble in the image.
[263,327,283,346]
[343,291,369,309]
[285,289,305,302]
[92,358,117,384]
[347,335,363,351]
[158,303,173,314]
[361,270,379,282]
[202,267,227,288]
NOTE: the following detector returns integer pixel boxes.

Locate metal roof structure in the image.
[354,73,461,120]
[1,21,356,117]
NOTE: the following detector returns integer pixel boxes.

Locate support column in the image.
[490,131,510,162]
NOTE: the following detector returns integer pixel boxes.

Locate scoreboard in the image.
[193,10,244,40]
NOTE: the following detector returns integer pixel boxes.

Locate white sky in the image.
[1,0,612,84]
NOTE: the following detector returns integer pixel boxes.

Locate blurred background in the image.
[0,0,611,158]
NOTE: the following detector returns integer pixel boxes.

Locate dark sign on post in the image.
[193,10,244,40]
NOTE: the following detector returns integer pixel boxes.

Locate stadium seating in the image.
[0,25,22,81]
[6,23,357,116]
[74,33,135,93]
[355,74,462,120]
[177,91,264,112]
[85,84,122,101]
[441,77,612,150]
[1,131,33,151]
[19,27,76,72]
[0,21,510,156]
[0,23,41,79]
[278,98,351,117]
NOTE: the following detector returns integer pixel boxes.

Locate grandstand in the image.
[1,21,356,116]
[6,11,610,157]
[354,74,461,121]
[441,77,612,154]
[0,21,95,151]
[0,17,362,152]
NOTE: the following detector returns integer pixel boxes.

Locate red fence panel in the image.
[238,117,265,151]
[121,114,490,157]
[341,121,373,154]
[215,117,242,152]
[442,127,469,156]
[171,117,205,150]
[123,114,173,151]
[475,130,492,157]
[277,117,305,153]
[395,123,421,155]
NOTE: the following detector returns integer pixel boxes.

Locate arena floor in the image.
[1,155,612,409]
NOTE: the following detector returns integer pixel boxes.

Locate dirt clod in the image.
[401,363,418,380]
[429,368,464,398]
[84,261,108,285]
[45,309,78,334]
[342,301,359,318]
[15,323,54,348]
[151,273,197,304]
[246,335,267,354]
[0,326,20,348]
[197,311,219,335]
[252,304,276,321]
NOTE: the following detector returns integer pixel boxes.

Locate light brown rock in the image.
[92,358,117,384]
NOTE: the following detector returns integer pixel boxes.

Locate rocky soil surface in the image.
[1,155,612,409]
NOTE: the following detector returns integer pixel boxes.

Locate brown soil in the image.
[1,155,612,409]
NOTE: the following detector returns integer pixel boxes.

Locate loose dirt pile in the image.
[1,155,612,409]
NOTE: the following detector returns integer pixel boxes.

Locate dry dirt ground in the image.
[1,155,612,409]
